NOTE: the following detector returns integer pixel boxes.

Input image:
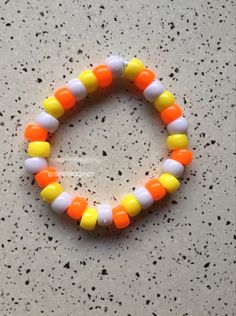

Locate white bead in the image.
[105,55,125,78]
[167,117,188,135]
[24,157,48,174]
[97,204,113,226]
[133,187,154,209]
[51,192,72,214]
[143,80,165,102]
[67,78,87,101]
[36,112,59,133]
[163,159,184,178]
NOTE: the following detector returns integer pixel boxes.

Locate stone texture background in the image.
[0,0,235,315]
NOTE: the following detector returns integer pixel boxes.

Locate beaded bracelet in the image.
[24,56,193,230]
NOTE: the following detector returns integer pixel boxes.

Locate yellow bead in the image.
[154,90,175,111]
[120,194,142,217]
[80,208,98,230]
[40,182,64,203]
[167,134,188,150]
[27,141,51,157]
[79,70,98,93]
[124,58,145,81]
[159,173,180,194]
[43,97,65,118]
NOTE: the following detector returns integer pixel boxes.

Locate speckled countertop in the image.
[0,0,235,315]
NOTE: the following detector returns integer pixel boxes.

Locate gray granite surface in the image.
[0,0,235,315]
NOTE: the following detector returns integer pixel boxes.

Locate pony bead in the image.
[27,141,51,157]
[167,134,188,150]
[51,192,72,214]
[54,87,76,110]
[160,104,182,125]
[80,208,98,230]
[24,123,48,141]
[43,97,65,118]
[167,117,189,134]
[97,204,113,226]
[159,173,180,194]
[124,58,144,81]
[154,90,175,111]
[133,187,154,209]
[67,196,88,220]
[35,167,58,188]
[40,182,64,203]
[105,55,125,78]
[121,194,142,217]
[93,65,113,88]
[145,179,166,201]
[143,80,165,102]
[163,159,184,178]
[79,70,98,93]
[67,79,87,101]
[24,157,48,174]
[112,206,130,229]
[23,56,193,231]
[36,112,59,133]
[134,68,155,91]
[171,149,193,166]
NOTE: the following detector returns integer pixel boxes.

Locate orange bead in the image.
[24,123,48,141]
[93,65,113,88]
[171,149,193,166]
[35,167,58,188]
[134,68,155,91]
[160,104,182,125]
[54,87,77,110]
[145,179,166,200]
[67,196,88,220]
[112,206,130,229]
